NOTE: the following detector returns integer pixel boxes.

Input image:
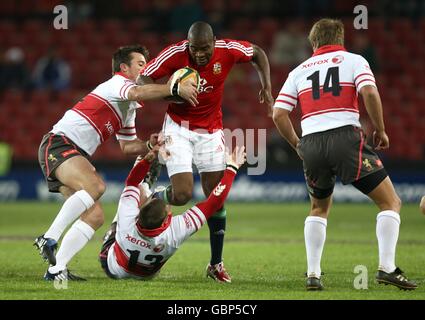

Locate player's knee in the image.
[391,195,402,212]
[310,201,330,218]
[173,190,192,205]
[310,207,329,218]
[86,178,106,200]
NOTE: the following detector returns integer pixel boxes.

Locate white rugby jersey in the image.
[106,185,207,279]
[274,45,376,136]
[105,159,237,280]
[51,72,141,156]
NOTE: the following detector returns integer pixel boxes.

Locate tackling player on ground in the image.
[138,21,273,283]
[34,45,198,280]
[272,19,417,291]
[99,146,246,280]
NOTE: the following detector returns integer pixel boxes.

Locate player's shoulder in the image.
[95,74,133,90]
[215,39,252,49]
[157,40,189,56]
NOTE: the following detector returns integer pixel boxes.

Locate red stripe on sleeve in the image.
[125,160,151,187]
[279,93,297,100]
[275,99,296,107]
[354,73,374,82]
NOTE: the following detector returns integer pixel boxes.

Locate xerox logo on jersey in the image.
[126,234,151,249]
[301,59,330,69]
[332,55,344,64]
[199,78,213,93]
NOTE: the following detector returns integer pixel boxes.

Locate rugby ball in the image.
[167,67,200,104]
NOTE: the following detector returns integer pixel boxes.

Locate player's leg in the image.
[35,134,105,265]
[153,115,194,205]
[43,155,105,242]
[352,172,417,289]
[167,173,194,205]
[200,170,231,283]
[194,129,229,282]
[305,194,332,290]
[42,186,101,280]
[298,132,335,290]
[345,125,416,290]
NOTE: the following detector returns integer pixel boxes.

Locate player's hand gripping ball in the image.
[167,67,200,104]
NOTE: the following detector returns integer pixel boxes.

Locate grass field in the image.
[0,201,424,300]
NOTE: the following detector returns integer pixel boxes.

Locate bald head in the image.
[187,21,215,66]
[188,21,214,42]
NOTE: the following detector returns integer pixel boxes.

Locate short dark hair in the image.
[138,199,167,229]
[112,45,149,73]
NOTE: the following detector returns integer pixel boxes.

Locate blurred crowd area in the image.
[0,0,424,167]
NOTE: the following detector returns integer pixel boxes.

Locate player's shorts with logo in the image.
[162,114,225,177]
[38,132,91,193]
[298,125,387,199]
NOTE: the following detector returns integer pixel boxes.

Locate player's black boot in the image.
[44,268,86,281]
[376,267,417,290]
[306,276,324,291]
[34,235,58,265]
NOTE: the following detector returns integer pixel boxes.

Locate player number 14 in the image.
[307,66,341,100]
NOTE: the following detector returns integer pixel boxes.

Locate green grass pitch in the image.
[0,201,424,300]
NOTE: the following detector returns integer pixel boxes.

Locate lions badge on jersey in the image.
[213,62,222,75]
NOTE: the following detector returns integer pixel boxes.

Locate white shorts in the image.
[162,114,226,177]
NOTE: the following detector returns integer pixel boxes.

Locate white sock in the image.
[376,210,400,273]
[304,216,327,278]
[44,190,95,241]
[48,220,95,273]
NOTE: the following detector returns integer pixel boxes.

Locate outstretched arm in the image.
[195,147,246,219]
[251,44,274,117]
[119,133,160,157]
[130,75,198,106]
[125,146,159,187]
[136,75,154,85]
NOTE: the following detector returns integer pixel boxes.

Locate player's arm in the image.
[129,77,198,106]
[195,147,246,219]
[273,73,301,158]
[125,146,159,187]
[251,44,274,117]
[273,108,300,153]
[116,149,159,223]
[136,75,154,85]
[170,148,245,246]
[119,133,160,157]
[359,85,389,150]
